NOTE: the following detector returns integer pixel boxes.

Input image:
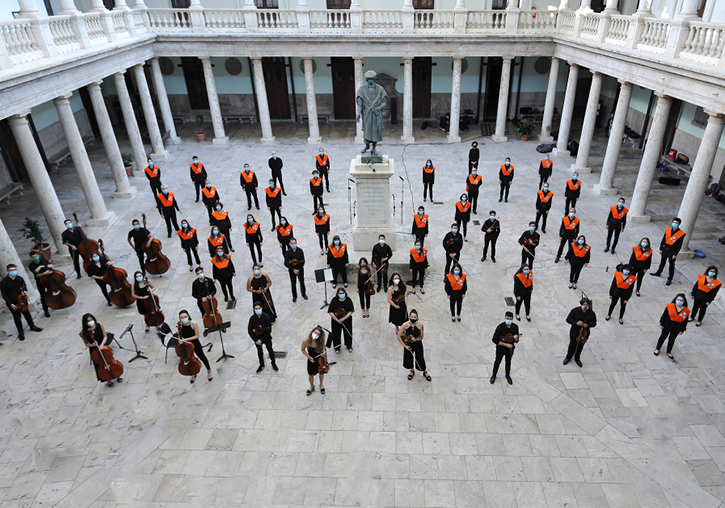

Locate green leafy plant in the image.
[516,119,535,137]
[18,217,44,248]
[196,114,205,133]
[121,153,133,166]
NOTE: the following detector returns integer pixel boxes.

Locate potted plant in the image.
[195,114,205,142]
[122,153,133,177]
[516,119,535,141]
[18,217,51,260]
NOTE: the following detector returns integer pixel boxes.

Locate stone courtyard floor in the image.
[1,119,725,507]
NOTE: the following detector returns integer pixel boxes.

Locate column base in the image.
[676,248,695,261]
[86,211,117,228]
[538,135,554,143]
[151,150,170,160]
[168,135,181,145]
[570,164,592,174]
[552,147,570,157]
[308,136,322,145]
[629,213,651,224]
[261,136,276,145]
[112,186,139,200]
[212,137,230,145]
[592,184,618,195]
[491,135,508,143]
[400,136,415,144]
[447,134,461,143]
[51,253,72,265]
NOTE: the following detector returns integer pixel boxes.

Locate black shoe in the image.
[490,375,496,384]
[377,285,382,292]
[611,249,616,255]
[562,358,570,365]
[167,234,172,238]
[492,257,496,263]
[604,247,609,253]
[293,297,297,302]
[575,359,583,368]
[481,256,486,262]
[542,230,546,234]
[302,294,308,300]
[18,334,25,341]
[272,363,278,371]
[506,376,513,385]
[107,301,112,307]
[665,280,672,286]
[224,296,229,302]
[282,191,287,196]
[256,365,265,373]
[651,272,661,277]
[505,199,508,203]
[498,198,502,202]
[44,311,50,318]
[76,274,82,279]
[195,198,199,203]
[554,257,560,264]
[256,206,260,210]
[473,211,477,215]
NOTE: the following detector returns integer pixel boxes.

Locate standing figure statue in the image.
[356,70,388,157]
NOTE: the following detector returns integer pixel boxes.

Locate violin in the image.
[393,292,406,305]
[365,277,375,296]
[317,351,331,374]
[142,277,165,328]
[499,333,517,344]
[141,213,171,275]
[98,239,136,307]
[90,340,124,382]
[332,307,349,320]
[73,213,99,275]
[16,293,28,313]
[38,269,76,310]
[400,333,414,345]
[175,321,201,377]
[576,327,590,345]
[252,324,265,337]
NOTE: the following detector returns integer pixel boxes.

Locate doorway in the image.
[180,57,209,110]
[412,57,432,119]
[662,98,683,155]
[0,119,27,180]
[262,58,291,120]
[330,57,355,120]
[484,57,502,122]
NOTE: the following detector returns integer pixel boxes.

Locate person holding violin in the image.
[490,311,519,385]
[371,234,392,293]
[192,267,218,316]
[189,155,207,202]
[276,216,293,258]
[62,218,85,279]
[605,264,636,324]
[131,272,157,333]
[481,210,500,263]
[144,157,162,198]
[565,235,591,290]
[327,287,355,353]
[248,302,278,373]
[240,163,260,211]
[28,251,53,318]
[1,264,43,341]
[80,313,121,386]
[422,159,435,202]
[244,214,264,267]
[302,326,327,396]
[177,310,213,383]
[284,239,308,302]
[265,179,283,231]
[397,309,430,381]
[629,237,653,297]
[690,266,721,327]
[246,264,276,322]
[86,251,113,306]
[654,294,689,361]
[519,221,540,269]
[327,235,349,288]
[208,225,230,258]
[563,297,596,368]
[314,206,331,255]
[445,263,468,323]
[155,185,182,239]
[513,264,533,322]
[355,257,373,318]
[387,273,409,335]
[442,223,463,275]
[211,247,236,302]
[454,193,472,241]
[177,220,201,272]
[127,219,154,277]
[409,239,428,295]
[201,180,221,224]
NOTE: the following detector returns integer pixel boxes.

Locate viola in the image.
[38,269,76,310]
[361,269,375,296]
[73,213,99,275]
[98,239,136,307]
[202,296,223,329]
[317,352,331,374]
[91,342,124,382]
[142,278,165,328]
[175,322,201,377]
[16,293,28,313]
[393,292,406,305]
[332,307,349,320]
[142,213,171,275]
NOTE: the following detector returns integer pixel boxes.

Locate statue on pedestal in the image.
[356,70,388,158]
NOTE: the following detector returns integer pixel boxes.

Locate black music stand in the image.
[116,324,148,362]
[315,267,334,310]
[206,321,234,362]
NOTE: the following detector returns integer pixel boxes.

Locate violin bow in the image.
[365,263,387,285]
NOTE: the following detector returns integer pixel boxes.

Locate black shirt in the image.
[1,275,27,305]
[566,307,597,336]
[328,296,354,317]
[28,258,53,281]
[492,322,519,348]
[443,232,463,254]
[248,311,273,341]
[284,247,305,271]
[371,243,393,268]
[469,147,479,164]
[518,231,540,251]
[268,157,283,174]
[128,228,151,251]
[62,227,82,248]
[192,277,217,300]
[482,218,501,237]
[559,217,580,239]
[86,258,109,279]
[265,188,282,209]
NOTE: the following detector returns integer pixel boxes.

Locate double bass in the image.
[98,239,136,307]
[38,269,76,309]
[72,213,99,275]
[141,277,165,328]
[202,296,223,329]
[141,214,171,275]
[91,341,124,383]
[175,321,201,377]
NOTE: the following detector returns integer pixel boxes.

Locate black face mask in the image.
[410,318,418,323]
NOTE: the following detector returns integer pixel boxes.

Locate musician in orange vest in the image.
[309,170,324,214]
[518,222,540,268]
[327,287,355,353]
[538,154,552,190]
[144,157,162,197]
[442,223,463,275]
[564,172,581,215]
[210,202,234,252]
[604,197,628,254]
[422,159,435,202]
[444,264,467,322]
[651,217,685,286]
[690,266,720,326]
[605,264,636,324]
[177,219,201,271]
[201,180,220,224]
[628,237,652,297]
[654,294,689,360]
[265,179,283,231]
[314,206,331,255]
[563,297,596,368]
[240,163,260,211]
[155,185,182,238]
[409,239,428,295]
[498,157,514,203]
[189,156,207,202]
[211,246,236,302]
[412,206,429,247]
[534,182,554,234]
[454,193,472,240]
[466,168,482,214]
[244,214,264,266]
[468,141,479,175]
[276,216,293,258]
[315,148,331,193]
[208,226,230,258]
[513,264,533,322]
[326,235,349,288]
[555,208,580,263]
[565,235,590,290]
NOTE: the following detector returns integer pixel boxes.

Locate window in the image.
[491,0,506,9]
[413,0,434,8]
[327,0,351,8]
[170,0,190,7]
[255,0,279,8]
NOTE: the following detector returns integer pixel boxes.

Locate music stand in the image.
[315,267,334,309]
[206,321,234,362]
[115,324,148,362]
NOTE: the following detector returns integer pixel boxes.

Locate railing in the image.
[111,11,129,39]
[132,10,147,33]
[49,16,79,53]
[1,19,43,64]
[680,21,725,64]
[84,12,108,45]
[414,10,455,31]
[257,10,297,30]
[466,11,506,33]
[310,10,351,30]
[558,10,575,35]
[518,10,557,32]
[147,9,192,32]
[362,11,402,32]
[579,13,599,40]
[638,18,670,52]
[605,14,630,46]
[205,9,246,31]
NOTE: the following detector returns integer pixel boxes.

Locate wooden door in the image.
[484,57,502,121]
[662,99,682,155]
[181,57,209,110]
[331,57,355,120]
[262,58,291,120]
[0,119,26,180]
[412,57,432,119]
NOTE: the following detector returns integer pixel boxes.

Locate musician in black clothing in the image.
[466,168,482,214]
[534,183,553,234]
[604,197,628,254]
[248,303,277,373]
[189,156,207,202]
[62,219,85,278]
[606,264,636,324]
[490,312,519,385]
[284,239,308,302]
[538,154,552,190]
[155,185,182,238]
[28,252,53,317]
[468,141,479,174]
[481,211,500,263]
[211,203,234,252]
[564,172,581,215]
[127,219,153,276]
[240,163,260,211]
[1,265,43,341]
[518,222,540,268]
[192,267,217,316]
[397,309,430,381]
[327,288,355,353]
[371,234,393,292]
[563,297,596,368]
[443,223,463,275]
[555,208,580,263]
[651,217,686,286]
[86,251,113,306]
[268,151,287,195]
[309,171,324,213]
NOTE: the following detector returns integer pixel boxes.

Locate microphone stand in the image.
[348,178,355,225]
[400,176,405,225]
[116,324,148,362]
[206,321,234,362]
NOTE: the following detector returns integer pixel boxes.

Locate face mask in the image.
[32,256,39,262]
[379,240,385,245]
[182,224,188,229]
[206,184,211,188]
[320,152,324,156]
[461,197,467,202]
[581,305,588,312]
[545,157,549,161]
[193,159,198,163]
[410,318,418,323]
[92,256,100,262]
[197,273,205,279]
[314,175,319,179]
[505,319,512,325]
[676,300,684,307]
[133,224,140,230]
[65,223,73,229]
[255,309,262,315]
[488,215,495,221]
[280,221,286,226]
[708,272,716,277]
[641,241,648,247]
[147,161,153,165]
[577,239,584,245]
[523,269,529,274]
[672,223,679,229]
[569,213,575,219]
[136,276,143,282]
[452,229,458,234]
[181,317,189,324]
[543,187,549,191]
[213,229,219,235]
[623,270,630,275]
[338,294,345,300]
[88,320,95,327]
[426,163,431,167]
[472,171,477,176]
[415,245,421,250]
[361,262,367,267]
[290,244,297,250]
[393,278,400,285]
[505,162,510,166]
[318,211,324,215]
[269,184,274,188]
[8,270,17,277]
[162,189,169,195]
[312,332,319,340]
[617,203,624,208]
[254,269,261,276]
[247,218,254,224]
[572,176,578,181]
[454,270,461,275]
[418,211,424,216]
[334,240,340,245]
[245,168,250,172]
[217,252,224,257]
[272,155,277,159]
[529,226,535,232]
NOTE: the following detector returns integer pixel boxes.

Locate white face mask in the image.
[312,332,319,340]
[88,320,95,328]
[393,279,400,285]
[379,239,385,245]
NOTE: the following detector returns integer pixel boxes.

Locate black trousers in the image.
[317,232,329,251]
[269,208,281,229]
[218,227,233,251]
[279,242,289,259]
[312,194,323,212]
[183,247,201,267]
[539,175,549,190]
[469,192,479,214]
[656,329,679,354]
[289,268,307,298]
[248,241,262,265]
[445,252,460,274]
[633,267,646,292]
[492,345,513,377]
[468,161,478,174]
[193,339,211,371]
[193,181,202,201]
[205,204,215,223]
[70,248,82,276]
[358,290,370,310]
[569,263,584,283]
[245,189,260,209]
[691,297,710,322]
[217,277,234,300]
[272,171,285,193]
[94,279,110,302]
[376,267,388,290]
[319,169,330,191]
[161,209,180,236]
[521,249,535,269]
[254,336,276,366]
[134,248,146,275]
[149,181,162,198]
[655,253,677,281]
[35,281,49,313]
[564,197,577,215]
[607,294,628,319]
[565,333,585,361]
[423,182,434,200]
[7,304,35,336]
[331,262,347,284]
[411,267,425,288]
[499,182,511,201]
[515,293,531,316]
[449,294,463,316]
[535,210,549,232]
[483,234,499,259]
[456,220,469,238]
[328,318,353,350]
[557,237,574,259]
[606,226,622,250]
[403,340,426,371]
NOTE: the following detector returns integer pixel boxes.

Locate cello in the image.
[38,269,76,310]
[73,213,99,275]
[141,213,171,275]
[141,277,165,328]
[91,341,124,384]
[202,295,223,330]
[175,321,201,377]
[98,239,136,307]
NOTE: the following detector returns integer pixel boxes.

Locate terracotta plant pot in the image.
[520,134,529,141]
[125,165,133,177]
[195,133,205,142]
[31,242,52,260]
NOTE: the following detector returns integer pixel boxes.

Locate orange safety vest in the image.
[190,162,204,174]
[515,271,533,288]
[211,210,228,222]
[265,187,281,198]
[410,248,427,263]
[562,216,579,230]
[632,245,652,261]
[157,192,174,208]
[277,224,293,237]
[145,165,159,178]
[537,190,553,203]
[310,177,322,187]
[500,164,513,176]
[446,273,467,290]
[666,302,690,323]
[456,201,471,213]
[423,165,435,174]
[664,227,685,246]
[316,154,329,166]
[177,228,196,241]
[610,205,628,221]
[314,214,330,226]
[241,170,255,184]
[697,274,722,293]
[615,271,636,289]
[566,179,581,191]
[467,174,482,187]
[202,186,217,199]
[244,222,260,235]
[541,159,552,169]
[329,244,347,258]
[570,243,590,257]
[208,234,225,247]
[211,256,230,270]
[414,214,428,229]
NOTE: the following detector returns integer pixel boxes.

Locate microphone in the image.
[348,178,355,183]
[399,176,404,181]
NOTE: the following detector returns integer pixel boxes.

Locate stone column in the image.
[200,57,229,145]
[251,57,275,144]
[354,57,364,144]
[58,0,79,12]
[553,63,579,157]
[149,57,180,145]
[16,0,41,17]
[578,0,593,11]
[132,63,169,159]
[540,57,560,142]
[629,93,673,223]
[87,82,137,200]
[677,112,725,251]
[0,218,37,300]
[594,81,632,195]
[7,114,67,257]
[448,57,463,143]
[634,0,652,15]
[113,71,147,178]
[303,58,321,145]
[401,57,414,144]
[114,0,130,9]
[492,57,512,143]
[54,95,115,227]
[678,0,700,17]
[559,0,571,9]
[604,0,619,11]
[571,71,602,174]
[89,0,107,10]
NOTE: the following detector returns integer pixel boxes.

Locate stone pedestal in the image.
[350,155,396,252]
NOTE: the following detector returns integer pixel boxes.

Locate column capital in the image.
[53,94,73,104]
[703,111,725,123]
[453,56,464,62]
[7,113,31,125]
[551,56,559,63]
[655,92,673,102]
[569,63,579,69]
[251,57,262,63]
[591,71,603,78]
[502,57,514,62]
[132,63,145,70]
[618,80,633,88]
[403,57,414,63]
[353,56,364,62]
[87,81,103,89]
[199,56,212,63]
[302,57,314,62]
